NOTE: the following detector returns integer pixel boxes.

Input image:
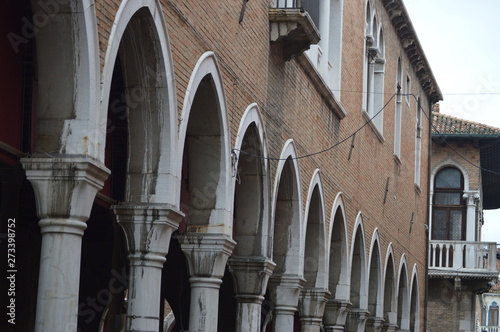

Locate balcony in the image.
[429,240,498,279]
[269,0,320,61]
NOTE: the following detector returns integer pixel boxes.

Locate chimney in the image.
[432,103,440,113]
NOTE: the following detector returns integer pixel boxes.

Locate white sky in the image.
[403,0,500,243]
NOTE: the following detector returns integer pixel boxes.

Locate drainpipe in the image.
[424,97,436,332]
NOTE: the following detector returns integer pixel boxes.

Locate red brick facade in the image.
[0,0,441,331]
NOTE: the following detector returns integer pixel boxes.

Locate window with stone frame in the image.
[432,167,466,240]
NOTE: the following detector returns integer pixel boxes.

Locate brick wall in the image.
[95,0,433,329]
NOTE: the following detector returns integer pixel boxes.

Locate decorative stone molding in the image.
[463,190,480,206]
[178,233,236,332]
[299,287,330,331]
[268,274,306,331]
[346,308,369,332]
[323,299,352,332]
[228,256,276,303]
[228,256,276,332]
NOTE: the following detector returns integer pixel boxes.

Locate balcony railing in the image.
[478,326,500,332]
[269,0,320,61]
[272,0,302,9]
[429,240,497,275]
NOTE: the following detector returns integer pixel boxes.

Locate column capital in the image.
[114,204,184,268]
[228,256,276,303]
[268,273,306,313]
[463,190,480,206]
[178,233,236,279]
[346,308,369,332]
[299,287,330,326]
[20,156,109,332]
[21,156,109,222]
[323,298,352,330]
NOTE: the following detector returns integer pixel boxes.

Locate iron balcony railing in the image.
[429,240,497,274]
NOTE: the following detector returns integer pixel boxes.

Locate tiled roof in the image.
[432,112,500,135]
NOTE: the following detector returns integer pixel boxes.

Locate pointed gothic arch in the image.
[397,255,410,331]
[367,229,384,327]
[409,265,420,332]
[101,0,179,205]
[303,169,328,289]
[232,103,272,257]
[178,51,233,234]
[323,193,351,330]
[271,139,304,276]
[383,245,398,330]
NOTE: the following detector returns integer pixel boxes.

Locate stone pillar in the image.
[299,288,330,332]
[346,308,368,332]
[268,274,305,331]
[113,204,183,332]
[21,157,109,332]
[228,256,275,332]
[178,233,236,332]
[463,191,480,241]
[323,299,351,332]
[365,316,384,332]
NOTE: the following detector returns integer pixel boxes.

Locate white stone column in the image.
[463,191,480,241]
[178,233,236,332]
[299,288,329,332]
[323,299,351,332]
[113,204,183,332]
[21,157,109,332]
[268,274,305,331]
[228,256,275,332]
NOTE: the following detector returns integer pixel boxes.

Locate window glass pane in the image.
[489,307,499,326]
[449,210,463,240]
[435,193,461,205]
[436,168,461,189]
[432,210,447,240]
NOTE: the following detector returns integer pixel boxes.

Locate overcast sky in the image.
[403,0,500,243]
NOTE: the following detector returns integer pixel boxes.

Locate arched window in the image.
[363,2,384,134]
[489,301,499,327]
[432,167,466,240]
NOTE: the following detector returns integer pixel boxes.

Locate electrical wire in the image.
[164,0,500,175]
[414,94,500,176]
[233,94,397,161]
